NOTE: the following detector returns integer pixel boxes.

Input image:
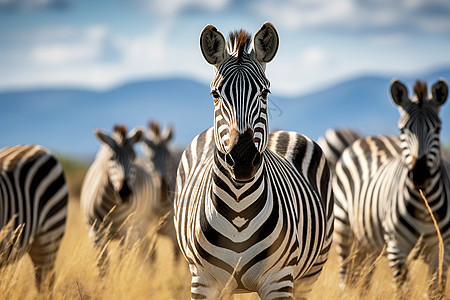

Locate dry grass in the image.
[0,164,447,299]
[0,197,443,299]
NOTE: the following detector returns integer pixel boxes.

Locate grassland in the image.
[0,156,446,299]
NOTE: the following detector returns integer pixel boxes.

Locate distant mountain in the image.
[1,68,450,159]
[271,67,450,143]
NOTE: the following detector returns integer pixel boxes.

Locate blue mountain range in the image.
[1,67,449,159]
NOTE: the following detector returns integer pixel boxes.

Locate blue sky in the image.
[1,0,450,96]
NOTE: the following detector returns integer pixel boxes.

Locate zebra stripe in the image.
[0,144,68,289]
[333,79,450,298]
[80,125,158,262]
[142,121,183,259]
[317,127,361,172]
[175,23,333,300]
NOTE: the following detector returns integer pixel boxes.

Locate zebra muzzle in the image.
[226,131,262,182]
[118,180,133,202]
[410,155,431,189]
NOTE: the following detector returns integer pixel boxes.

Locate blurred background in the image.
[1,0,450,159]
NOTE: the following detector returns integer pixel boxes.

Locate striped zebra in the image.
[142,121,182,259]
[333,79,450,299]
[174,23,333,300]
[0,145,68,289]
[317,128,361,172]
[80,125,157,268]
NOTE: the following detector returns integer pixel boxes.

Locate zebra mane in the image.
[113,124,128,146]
[413,80,427,107]
[228,29,251,62]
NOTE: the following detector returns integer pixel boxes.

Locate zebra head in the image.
[95,125,144,201]
[390,79,448,189]
[200,22,279,182]
[142,121,173,182]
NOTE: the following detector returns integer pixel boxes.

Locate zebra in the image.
[0,144,68,289]
[174,23,333,300]
[142,121,182,260]
[333,79,449,299]
[80,125,157,269]
[317,127,361,172]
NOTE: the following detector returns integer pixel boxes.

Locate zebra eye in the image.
[261,89,270,99]
[211,90,220,100]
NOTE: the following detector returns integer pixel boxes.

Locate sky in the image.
[1,0,450,96]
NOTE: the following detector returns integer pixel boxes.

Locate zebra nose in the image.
[226,131,261,181]
[118,180,132,201]
[410,155,431,189]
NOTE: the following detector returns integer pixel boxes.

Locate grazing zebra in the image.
[317,128,361,172]
[80,125,157,268]
[333,79,450,299]
[174,23,333,300]
[142,121,182,259]
[0,145,68,289]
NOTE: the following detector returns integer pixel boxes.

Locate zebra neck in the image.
[212,151,267,223]
[405,168,444,206]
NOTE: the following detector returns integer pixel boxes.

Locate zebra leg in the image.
[90,227,111,277]
[29,232,63,291]
[258,269,295,300]
[386,240,410,299]
[333,201,354,290]
[355,251,377,297]
[189,265,225,300]
[426,253,449,300]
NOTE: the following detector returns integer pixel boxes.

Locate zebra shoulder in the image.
[267,131,331,200]
[268,131,326,172]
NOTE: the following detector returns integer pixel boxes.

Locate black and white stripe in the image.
[0,144,68,289]
[333,79,450,299]
[317,127,361,172]
[175,23,333,300]
[142,121,182,259]
[80,125,157,264]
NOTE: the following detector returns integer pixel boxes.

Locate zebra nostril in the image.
[119,180,132,201]
[225,154,235,168]
[252,152,261,168]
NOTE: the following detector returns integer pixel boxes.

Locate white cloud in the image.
[31,44,97,64]
[254,0,450,34]
[1,23,210,91]
[30,26,118,65]
[299,47,330,68]
[0,0,69,10]
[136,0,229,16]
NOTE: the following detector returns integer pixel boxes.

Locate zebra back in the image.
[317,127,361,171]
[0,144,68,287]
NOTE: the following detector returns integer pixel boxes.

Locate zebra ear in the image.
[94,128,117,149]
[252,22,279,66]
[148,121,161,142]
[200,25,228,67]
[431,79,448,108]
[162,125,174,143]
[390,79,409,108]
[128,127,144,145]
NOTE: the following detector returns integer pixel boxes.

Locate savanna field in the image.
[0,155,447,300]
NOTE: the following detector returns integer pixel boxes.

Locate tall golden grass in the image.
[0,165,446,299]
